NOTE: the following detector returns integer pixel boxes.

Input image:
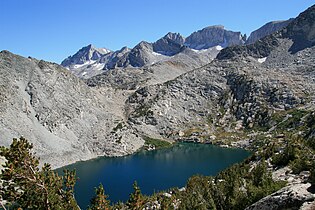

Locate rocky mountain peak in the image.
[163,32,185,45]
[246,19,293,44]
[217,5,315,61]
[282,4,315,53]
[184,25,244,50]
[61,44,111,67]
[204,25,225,30]
[153,32,185,56]
[119,46,130,53]
[135,41,153,50]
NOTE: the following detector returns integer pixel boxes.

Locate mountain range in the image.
[1,4,315,209]
[61,20,291,80]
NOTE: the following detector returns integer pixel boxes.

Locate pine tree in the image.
[0,137,79,209]
[88,183,111,210]
[160,196,174,210]
[126,181,143,210]
[179,175,216,210]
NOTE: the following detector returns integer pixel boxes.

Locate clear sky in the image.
[0,0,314,64]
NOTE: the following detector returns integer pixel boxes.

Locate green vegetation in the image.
[179,161,285,210]
[112,122,123,132]
[0,137,79,210]
[143,136,172,150]
[88,184,110,210]
[133,104,153,118]
[126,181,144,210]
[211,128,249,146]
[271,109,308,131]
[270,136,314,174]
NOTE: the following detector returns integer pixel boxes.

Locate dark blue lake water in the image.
[57,143,250,209]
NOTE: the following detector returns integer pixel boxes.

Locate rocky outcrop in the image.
[217,35,280,60]
[246,19,293,45]
[245,183,315,210]
[184,25,244,49]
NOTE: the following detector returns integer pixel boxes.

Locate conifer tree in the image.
[0,137,79,210]
[88,183,111,210]
[126,181,143,210]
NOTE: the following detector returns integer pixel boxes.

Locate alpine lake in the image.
[57,143,251,209]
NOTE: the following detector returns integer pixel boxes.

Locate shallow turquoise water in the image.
[57,143,250,209]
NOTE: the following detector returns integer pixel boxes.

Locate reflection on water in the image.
[57,143,250,209]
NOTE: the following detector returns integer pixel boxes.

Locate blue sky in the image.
[0,0,314,64]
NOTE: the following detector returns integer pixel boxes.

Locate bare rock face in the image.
[101,46,131,70]
[282,4,315,53]
[153,32,185,56]
[115,41,156,68]
[245,183,315,210]
[246,19,293,45]
[184,25,244,49]
[124,41,313,139]
[61,44,110,66]
[0,51,144,169]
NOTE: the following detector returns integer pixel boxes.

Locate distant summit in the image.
[153,32,185,56]
[184,25,244,49]
[246,19,293,44]
[61,44,111,67]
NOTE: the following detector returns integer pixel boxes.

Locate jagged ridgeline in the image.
[1,3,315,210]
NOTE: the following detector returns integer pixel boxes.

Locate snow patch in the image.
[191,49,208,53]
[98,48,111,54]
[258,57,267,63]
[216,45,223,50]
[191,46,222,53]
[81,72,87,76]
[73,60,96,69]
[152,51,163,56]
[92,63,105,71]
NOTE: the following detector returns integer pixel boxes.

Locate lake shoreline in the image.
[54,136,254,171]
[57,142,251,208]
[54,136,253,171]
